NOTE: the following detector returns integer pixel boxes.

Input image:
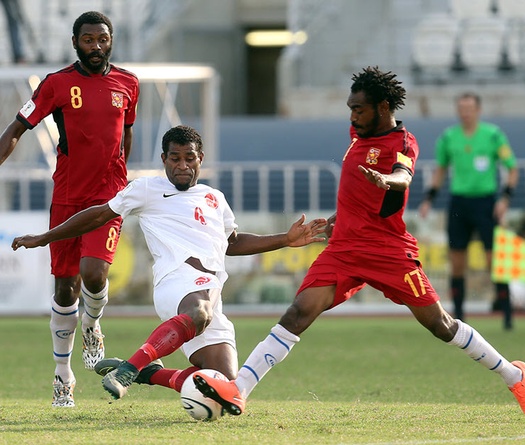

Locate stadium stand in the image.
[457,16,508,73]
[410,0,525,82]
[506,20,525,69]
[449,0,494,19]
[411,13,460,82]
[495,0,525,19]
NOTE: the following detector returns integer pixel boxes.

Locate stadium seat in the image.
[458,16,507,70]
[494,0,525,70]
[449,0,493,19]
[411,14,460,75]
[495,0,525,19]
[505,20,525,68]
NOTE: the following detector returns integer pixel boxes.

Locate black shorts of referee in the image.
[447,194,496,251]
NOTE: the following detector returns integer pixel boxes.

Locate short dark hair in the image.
[73,11,113,39]
[457,92,481,107]
[162,125,203,154]
[351,66,406,112]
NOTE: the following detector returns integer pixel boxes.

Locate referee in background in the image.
[419,92,518,330]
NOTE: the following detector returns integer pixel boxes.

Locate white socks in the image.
[50,298,79,383]
[236,324,300,398]
[81,279,108,329]
[448,319,521,387]
[234,319,522,402]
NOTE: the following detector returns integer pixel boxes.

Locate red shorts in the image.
[49,203,122,278]
[297,248,440,308]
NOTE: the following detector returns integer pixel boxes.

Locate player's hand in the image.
[12,234,48,250]
[325,213,336,238]
[418,200,431,219]
[286,214,327,247]
[358,165,390,190]
[494,197,510,225]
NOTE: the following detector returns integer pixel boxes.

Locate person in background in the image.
[419,92,518,330]
[1,0,26,63]
[0,11,140,406]
[188,68,525,418]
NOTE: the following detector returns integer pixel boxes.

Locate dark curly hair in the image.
[351,66,406,112]
[73,11,113,39]
[162,125,203,154]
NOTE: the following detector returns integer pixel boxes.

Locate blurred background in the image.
[1,0,525,315]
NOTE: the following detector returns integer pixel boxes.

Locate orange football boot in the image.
[193,371,245,415]
[510,360,525,414]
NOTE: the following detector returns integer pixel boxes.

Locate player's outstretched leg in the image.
[95,357,164,384]
[102,361,140,399]
[510,361,525,413]
[447,319,525,414]
[193,371,245,415]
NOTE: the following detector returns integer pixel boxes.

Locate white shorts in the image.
[153,263,236,359]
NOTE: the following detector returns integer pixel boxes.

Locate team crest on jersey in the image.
[195,276,211,285]
[111,91,124,108]
[205,193,219,209]
[366,148,381,165]
[194,207,206,225]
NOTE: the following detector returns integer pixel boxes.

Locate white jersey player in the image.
[12,125,327,401]
[109,176,237,360]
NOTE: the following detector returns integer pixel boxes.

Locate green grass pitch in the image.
[1,315,525,444]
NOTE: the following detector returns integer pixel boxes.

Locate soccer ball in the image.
[180,369,227,421]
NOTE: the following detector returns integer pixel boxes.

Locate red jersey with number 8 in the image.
[16,61,139,205]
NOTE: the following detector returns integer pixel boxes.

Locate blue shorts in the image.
[447,194,496,250]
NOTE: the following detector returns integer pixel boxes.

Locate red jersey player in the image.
[191,67,525,418]
[0,11,139,407]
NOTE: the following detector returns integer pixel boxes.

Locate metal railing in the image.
[0,160,341,213]
[3,159,525,213]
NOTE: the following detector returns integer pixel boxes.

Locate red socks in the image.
[147,366,200,392]
[128,313,196,371]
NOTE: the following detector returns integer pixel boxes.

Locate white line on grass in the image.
[340,436,525,445]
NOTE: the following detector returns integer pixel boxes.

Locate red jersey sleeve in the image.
[391,129,418,176]
[17,70,65,129]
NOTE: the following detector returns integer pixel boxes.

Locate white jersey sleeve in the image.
[107,178,146,218]
[221,194,237,240]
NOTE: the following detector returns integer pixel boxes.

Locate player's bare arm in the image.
[419,165,447,218]
[12,204,119,250]
[0,119,27,165]
[358,165,412,191]
[494,166,519,223]
[123,126,133,162]
[226,214,327,256]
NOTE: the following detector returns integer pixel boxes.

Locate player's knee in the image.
[81,270,108,292]
[54,279,80,306]
[187,300,213,335]
[427,314,457,342]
